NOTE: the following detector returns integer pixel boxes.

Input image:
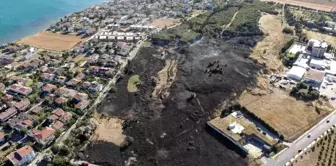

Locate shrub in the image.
[282,27,294,34]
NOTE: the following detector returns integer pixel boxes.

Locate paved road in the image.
[265,111,336,166]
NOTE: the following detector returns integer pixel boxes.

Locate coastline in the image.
[0,1,102,45]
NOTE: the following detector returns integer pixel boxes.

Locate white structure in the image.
[286,66,307,81]
[7,146,36,166]
[288,42,307,55]
[309,58,326,70]
[228,122,244,134]
[309,39,328,58]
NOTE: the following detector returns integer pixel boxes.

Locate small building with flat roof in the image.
[286,66,307,81]
[304,69,325,86]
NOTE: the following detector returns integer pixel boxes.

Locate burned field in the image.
[88,37,263,166]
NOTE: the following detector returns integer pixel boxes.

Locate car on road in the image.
[307,134,311,138]
[298,150,302,153]
[327,120,330,123]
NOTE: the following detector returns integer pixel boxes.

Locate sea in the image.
[0,0,104,44]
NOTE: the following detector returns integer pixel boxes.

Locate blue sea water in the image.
[0,0,103,44]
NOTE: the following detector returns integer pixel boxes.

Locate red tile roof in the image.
[7,146,34,165]
[52,121,64,130]
[34,128,55,141]
[52,108,65,117]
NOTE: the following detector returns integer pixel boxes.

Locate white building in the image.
[7,146,36,166]
[286,66,307,81]
[309,58,326,70]
[309,39,328,58]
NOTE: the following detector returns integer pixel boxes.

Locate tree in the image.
[282,27,294,34]
[52,155,69,166]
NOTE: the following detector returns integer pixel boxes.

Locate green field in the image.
[127,75,141,93]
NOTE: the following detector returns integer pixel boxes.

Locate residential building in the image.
[7,146,36,166]
[8,84,32,96]
[42,84,57,93]
[74,92,88,101]
[40,73,55,82]
[11,99,31,111]
[56,87,77,98]
[75,100,90,110]
[0,132,5,143]
[31,128,55,146]
[52,120,65,131]
[55,97,68,105]
[0,108,17,122]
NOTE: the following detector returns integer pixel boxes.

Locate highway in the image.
[265,111,336,166]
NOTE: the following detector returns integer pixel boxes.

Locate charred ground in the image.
[84,36,263,166]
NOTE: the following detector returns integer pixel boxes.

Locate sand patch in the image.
[17,31,85,51]
[152,59,177,99]
[304,29,336,47]
[90,117,126,146]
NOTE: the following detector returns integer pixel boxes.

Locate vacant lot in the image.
[261,0,335,12]
[251,14,288,71]
[90,117,126,146]
[239,88,331,141]
[17,31,84,51]
[150,18,180,28]
[304,29,336,46]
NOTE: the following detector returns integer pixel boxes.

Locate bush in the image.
[52,155,70,166]
[283,27,294,34]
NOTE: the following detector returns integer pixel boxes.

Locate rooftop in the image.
[305,69,325,82]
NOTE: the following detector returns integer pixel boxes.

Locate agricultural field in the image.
[17,31,84,51]
[294,128,336,166]
[261,0,336,12]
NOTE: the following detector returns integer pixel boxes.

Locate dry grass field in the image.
[239,88,331,141]
[90,117,126,146]
[251,14,289,72]
[304,29,336,47]
[150,18,180,28]
[261,0,336,12]
[17,31,84,51]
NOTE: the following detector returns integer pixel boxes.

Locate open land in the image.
[261,0,336,12]
[239,88,331,141]
[150,18,181,28]
[304,29,336,47]
[91,37,263,165]
[251,14,289,71]
[17,31,84,51]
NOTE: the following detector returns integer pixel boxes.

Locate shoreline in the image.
[0,2,102,45]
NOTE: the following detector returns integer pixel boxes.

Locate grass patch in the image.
[286,52,296,58]
[142,41,152,48]
[127,75,141,93]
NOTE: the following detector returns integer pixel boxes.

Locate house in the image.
[60,112,72,123]
[74,92,88,101]
[0,108,17,122]
[31,128,55,146]
[55,76,67,84]
[76,73,86,80]
[11,99,30,111]
[52,120,65,131]
[45,93,56,102]
[56,87,77,98]
[0,83,5,91]
[42,84,57,93]
[40,73,55,82]
[55,97,68,105]
[0,132,5,143]
[7,146,36,166]
[66,78,81,87]
[75,100,90,110]
[2,94,13,103]
[15,119,33,130]
[8,84,32,96]
[89,83,103,93]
